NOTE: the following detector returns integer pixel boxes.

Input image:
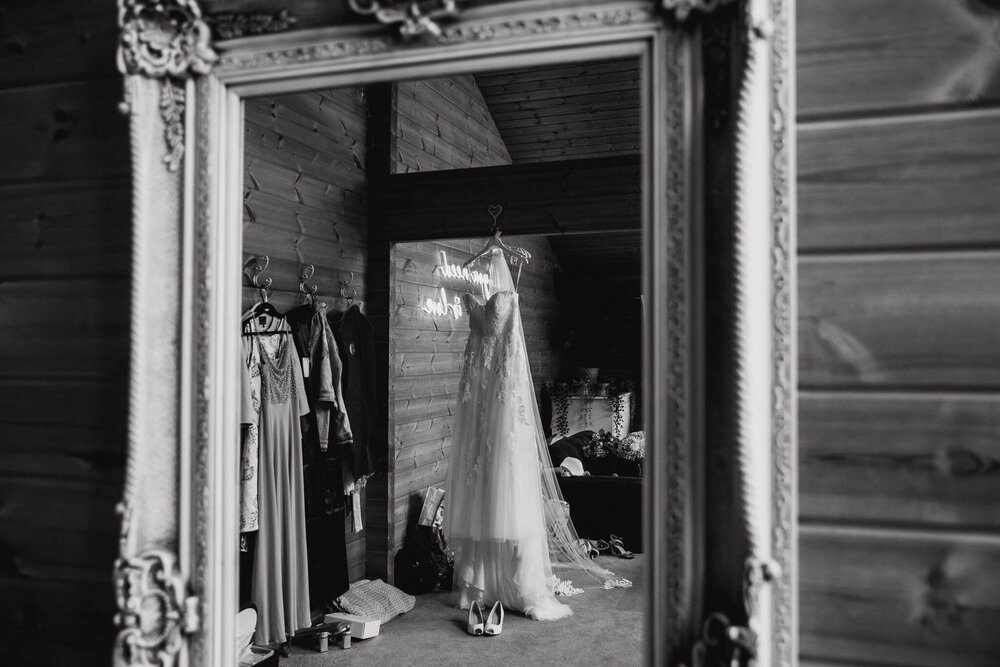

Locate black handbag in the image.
[394,524,453,594]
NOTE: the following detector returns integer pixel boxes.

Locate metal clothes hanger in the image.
[462,205,531,290]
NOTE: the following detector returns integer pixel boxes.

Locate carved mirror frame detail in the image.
[114,1,795,665]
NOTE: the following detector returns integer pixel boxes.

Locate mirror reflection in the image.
[238,57,645,664]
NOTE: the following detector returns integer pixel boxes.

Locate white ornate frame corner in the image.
[113,0,795,665]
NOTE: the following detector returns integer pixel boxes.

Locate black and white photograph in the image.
[1,1,998,666]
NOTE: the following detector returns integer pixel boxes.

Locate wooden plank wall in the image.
[796,1,1000,664]
[393,75,511,173]
[242,88,369,582]
[390,237,563,551]
[475,59,641,163]
[0,1,128,663]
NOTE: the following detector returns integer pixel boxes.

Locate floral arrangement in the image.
[618,431,645,461]
[581,429,620,458]
[582,429,645,462]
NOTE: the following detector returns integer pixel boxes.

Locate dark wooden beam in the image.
[364,81,396,580]
[368,155,640,241]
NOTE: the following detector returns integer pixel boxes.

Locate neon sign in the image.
[420,250,491,320]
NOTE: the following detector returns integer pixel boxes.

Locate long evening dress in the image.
[242,319,312,644]
[444,250,611,620]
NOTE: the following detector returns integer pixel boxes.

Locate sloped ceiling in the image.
[475,57,641,164]
[475,58,642,284]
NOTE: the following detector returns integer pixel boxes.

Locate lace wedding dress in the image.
[444,250,612,620]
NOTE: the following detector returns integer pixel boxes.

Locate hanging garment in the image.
[239,340,262,535]
[444,251,612,621]
[285,306,353,451]
[286,304,352,608]
[329,304,378,484]
[242,318,312,645]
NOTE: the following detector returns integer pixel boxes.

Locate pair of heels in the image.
[609,533,635,559]
[467,600,504,636]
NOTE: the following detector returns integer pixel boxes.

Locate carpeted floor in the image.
[280,555,645,667]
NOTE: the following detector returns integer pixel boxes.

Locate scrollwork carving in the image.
[113,550,199,667]
[348,0,459,38]
[159,79,186,172]
[117,0,217,78]
[117,1,217,171]
[208,9,299,40]
[663,0,737,21]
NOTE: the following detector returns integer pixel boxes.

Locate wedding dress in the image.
[445,250,612,620]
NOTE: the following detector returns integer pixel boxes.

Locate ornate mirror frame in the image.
[113,0,795,665]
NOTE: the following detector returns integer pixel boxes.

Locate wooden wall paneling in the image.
[0,278,129,380]
[0,378,126,482]
[798,2,1000,663]
[0,476,120,578]
[242,222,366,269]
[1,0,136,659]
[0,1,119,88]
[798,110,1000,252]
[268,89,369,152]
[800,527,1000,666]
[244,105,367,171]
[796,0,1000,119]
[399,77,504,142]
[475,58,639,87]
[0,180,131,279]
[243,158,367,220]
[800,391,1000,529]
[476,58,641,163]
[798,253,1000,389]
[240,188,366,245]
[0,577,117,665]
[393,75,511,173]
[477,74,640,105]
[0,79,129,183]
[496,106,640,130]
[395,100,507,166]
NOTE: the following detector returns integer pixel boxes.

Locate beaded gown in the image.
[242,319,312,644]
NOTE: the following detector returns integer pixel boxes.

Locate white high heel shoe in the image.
[484,601,504,636]
[466,600,485,636]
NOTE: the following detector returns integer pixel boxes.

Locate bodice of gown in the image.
[459,291,520,400]
[465,290,516,339]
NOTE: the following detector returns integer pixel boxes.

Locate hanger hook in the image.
[244,255,273,304]
[340,271,358,302]
[299,264,319,304]
[487,204,503,235]
[245,255,272,289]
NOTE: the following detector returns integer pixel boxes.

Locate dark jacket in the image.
[329,304,377,482]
